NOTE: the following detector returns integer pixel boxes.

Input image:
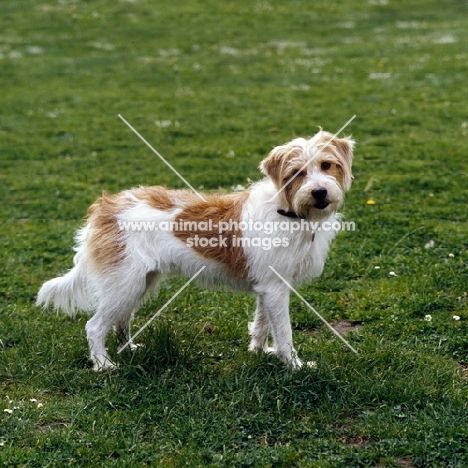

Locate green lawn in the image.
[1,0,468,466]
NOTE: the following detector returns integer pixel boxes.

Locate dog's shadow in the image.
[99,321,178,379]
[109,323,339,411]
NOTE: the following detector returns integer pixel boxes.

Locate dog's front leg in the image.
[262,286,303,369]
[248,294,271,353]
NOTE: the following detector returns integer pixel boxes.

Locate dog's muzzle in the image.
[312,187,330,209]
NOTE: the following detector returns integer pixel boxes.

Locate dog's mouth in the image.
[313,201,330,210]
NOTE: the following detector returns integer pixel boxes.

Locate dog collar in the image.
[277,209,315,242]
[277,209,306,220]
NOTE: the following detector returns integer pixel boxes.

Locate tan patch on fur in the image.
[282,170,305,212]
[315,132,354,191]
[261,144,304,211]
[130,186,176,211]
[86,192,130,274]
[173,191,250,278]
[319,151,351,192]
[86,186,189,274]
[129,186,203,210]
[318,157,343,186]
[85,186,241,275]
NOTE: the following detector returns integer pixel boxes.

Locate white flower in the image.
[424,314,432,322]
[154,120,171,128]
[30,398,37,403]
[453,315,461,321]
[90,42,114,51]
[8,51,23,59]
[369,72,391,80]
[4,409,13,414]
[424,240,435,249]
[45,110,58,118]
[448,253,454,258]
[27,46,44,55]
[374,266,380,269]
[389,271,397,277]
[37,403,43,408]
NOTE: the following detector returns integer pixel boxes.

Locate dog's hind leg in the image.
[114,270,162,351]
[248,294,271,353]
[86,269,149,371]
[86,310,118,371]
[114,310,138,352]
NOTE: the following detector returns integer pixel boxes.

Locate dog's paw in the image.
[92,358,117,373]
[248,341,273,354]
[305,360,317,369]
[288,356,304,370]
[288,358,317,370]
[127,343,144,352]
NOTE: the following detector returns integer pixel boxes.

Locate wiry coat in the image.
[37,131,354,371]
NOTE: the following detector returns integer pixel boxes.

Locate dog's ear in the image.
[260,143,303,184]
[334,136,355,191]
[260,145,283,181]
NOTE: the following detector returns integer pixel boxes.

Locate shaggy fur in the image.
[37,130,354,371]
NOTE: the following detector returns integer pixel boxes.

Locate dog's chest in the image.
[286,231,331,281]
[243,226,333,287]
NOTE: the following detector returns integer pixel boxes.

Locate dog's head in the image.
[260,130,354,219]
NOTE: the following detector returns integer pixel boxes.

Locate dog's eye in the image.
[321,161,332,171]
[292,169,306,178]
[283,169,305,184]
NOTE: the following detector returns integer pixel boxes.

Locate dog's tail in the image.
[36,261,95,316]
[36,227,96,316]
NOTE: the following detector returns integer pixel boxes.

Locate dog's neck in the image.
[276,208,317,242]
[277,208,306,220]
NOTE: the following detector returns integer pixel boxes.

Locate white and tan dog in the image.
[37,130,354,371]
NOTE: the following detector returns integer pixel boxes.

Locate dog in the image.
[37,130,354,371]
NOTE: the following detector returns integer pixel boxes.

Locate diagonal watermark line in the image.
[268,266,359,354]
[118,114,207,202]
[117,266,206,354]
[269,114,356,202]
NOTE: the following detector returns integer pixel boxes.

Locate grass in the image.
[1,0,468,466]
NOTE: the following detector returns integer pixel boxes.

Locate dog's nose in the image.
[312,187,327,201]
